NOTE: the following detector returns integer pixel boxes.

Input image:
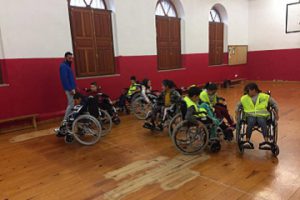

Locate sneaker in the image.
[54,128,66,137]
[143,122,155,130]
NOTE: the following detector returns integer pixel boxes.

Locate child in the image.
[236,83,279,149]
[185,86,221,140]
[127,76,140,97]
[55,93,88,137]
[200,82,235,127]
[85,82,120,125]
[141,79,153,103]
[143,79,181,131]
[118,76,140,113]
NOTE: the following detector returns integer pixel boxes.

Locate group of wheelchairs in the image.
[56,82,280,157]
[57,92,120,145]
[137,89,279,157]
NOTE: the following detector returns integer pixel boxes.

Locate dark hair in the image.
[188,86,201,98]
[244,82,261,94]
[64,52,73,57]
[73,93,83,100]
[162,79,176,89]
[90,82,97,86]
[205,82,218,91]
[130,76,136,81]
[141,79,150,88]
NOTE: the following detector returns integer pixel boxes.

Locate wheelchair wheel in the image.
[236,112,246,154]
[72,114,102,146]
[271,144,280,157]
[64,134,74,144]
[99,109,112,136]
[172,120,209,155]
[168,113,183,137]
[132,96,152,120]
[210,141,221,153]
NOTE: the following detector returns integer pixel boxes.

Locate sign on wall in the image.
[228,45,248,66]
[286,2,300,33]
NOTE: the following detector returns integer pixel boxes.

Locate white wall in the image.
[248,0,300,51]
[0,0,73,59]
[0,0,249,58]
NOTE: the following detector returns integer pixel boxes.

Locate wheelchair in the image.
[59,104,102,145]
[171,116,223,155]
[236,107,279,157]
[171,100,226,155]
[131,92,158,120]
[143,100,181,132]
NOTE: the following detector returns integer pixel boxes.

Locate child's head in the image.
[244,82,261,97]
[142,79,152,88]
[205,82,218,95]
[73,93,83,105]
[130,76,137,84]
[162,80,175,91]
[90,82,98,92]
[188,86,201,102]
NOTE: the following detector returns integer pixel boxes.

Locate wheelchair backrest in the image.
[180,100,187,120]
[87,96,100,118]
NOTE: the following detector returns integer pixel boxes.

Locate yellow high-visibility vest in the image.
[241,93,270,117]
[200,90,217,107]
[127,83,139,96]
[184,96,207,118]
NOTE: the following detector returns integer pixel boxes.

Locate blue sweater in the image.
[60,61,76,91]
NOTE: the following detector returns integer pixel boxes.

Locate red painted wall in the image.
[0,48,298,120]
[247,48,300,81]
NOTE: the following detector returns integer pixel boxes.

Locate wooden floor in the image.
[1,81,300,200]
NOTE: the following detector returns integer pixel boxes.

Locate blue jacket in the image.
[60,61,76,91]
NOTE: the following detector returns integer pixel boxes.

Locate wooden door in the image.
[209,22,224,65]
[69,7,115,77]
[156,16,181,70]
[93,10,115,75]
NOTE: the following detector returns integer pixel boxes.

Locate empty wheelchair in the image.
[59,104,102,145]
[236,107,279,156]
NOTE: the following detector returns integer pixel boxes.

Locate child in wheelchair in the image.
[184,86,225,151]
[84,82,120,125]
[55,93,101,143]
[117,76,141,114]
[143,79,181,131]
[200,82,235,128]
[236,82,279,150]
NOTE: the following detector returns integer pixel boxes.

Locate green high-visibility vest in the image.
[200,90,217,107]
[127,83,139,96]
[241,93,270,117]
[184,96,207,118]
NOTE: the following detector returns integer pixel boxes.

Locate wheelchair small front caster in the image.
[64,134,74,144]
[271,144,280,157]
[113,117,121,125]
[238,143,244,154]
[210,141,221,153]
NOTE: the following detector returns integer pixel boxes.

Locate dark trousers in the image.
[246,116,268,139]
[214,104,234,125]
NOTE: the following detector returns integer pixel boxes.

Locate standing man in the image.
[60,52,76,120]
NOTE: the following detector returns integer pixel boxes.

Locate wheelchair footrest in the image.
[241,141,254,149]
[259,146,271,150]
[259,142,273,151]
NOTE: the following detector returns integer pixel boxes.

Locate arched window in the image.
[155,0,181,70]
[70,0,106,9]
[68,0,115,76]
[155,0,177,17]
[209,9,221,23]
[209,6,225,66]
